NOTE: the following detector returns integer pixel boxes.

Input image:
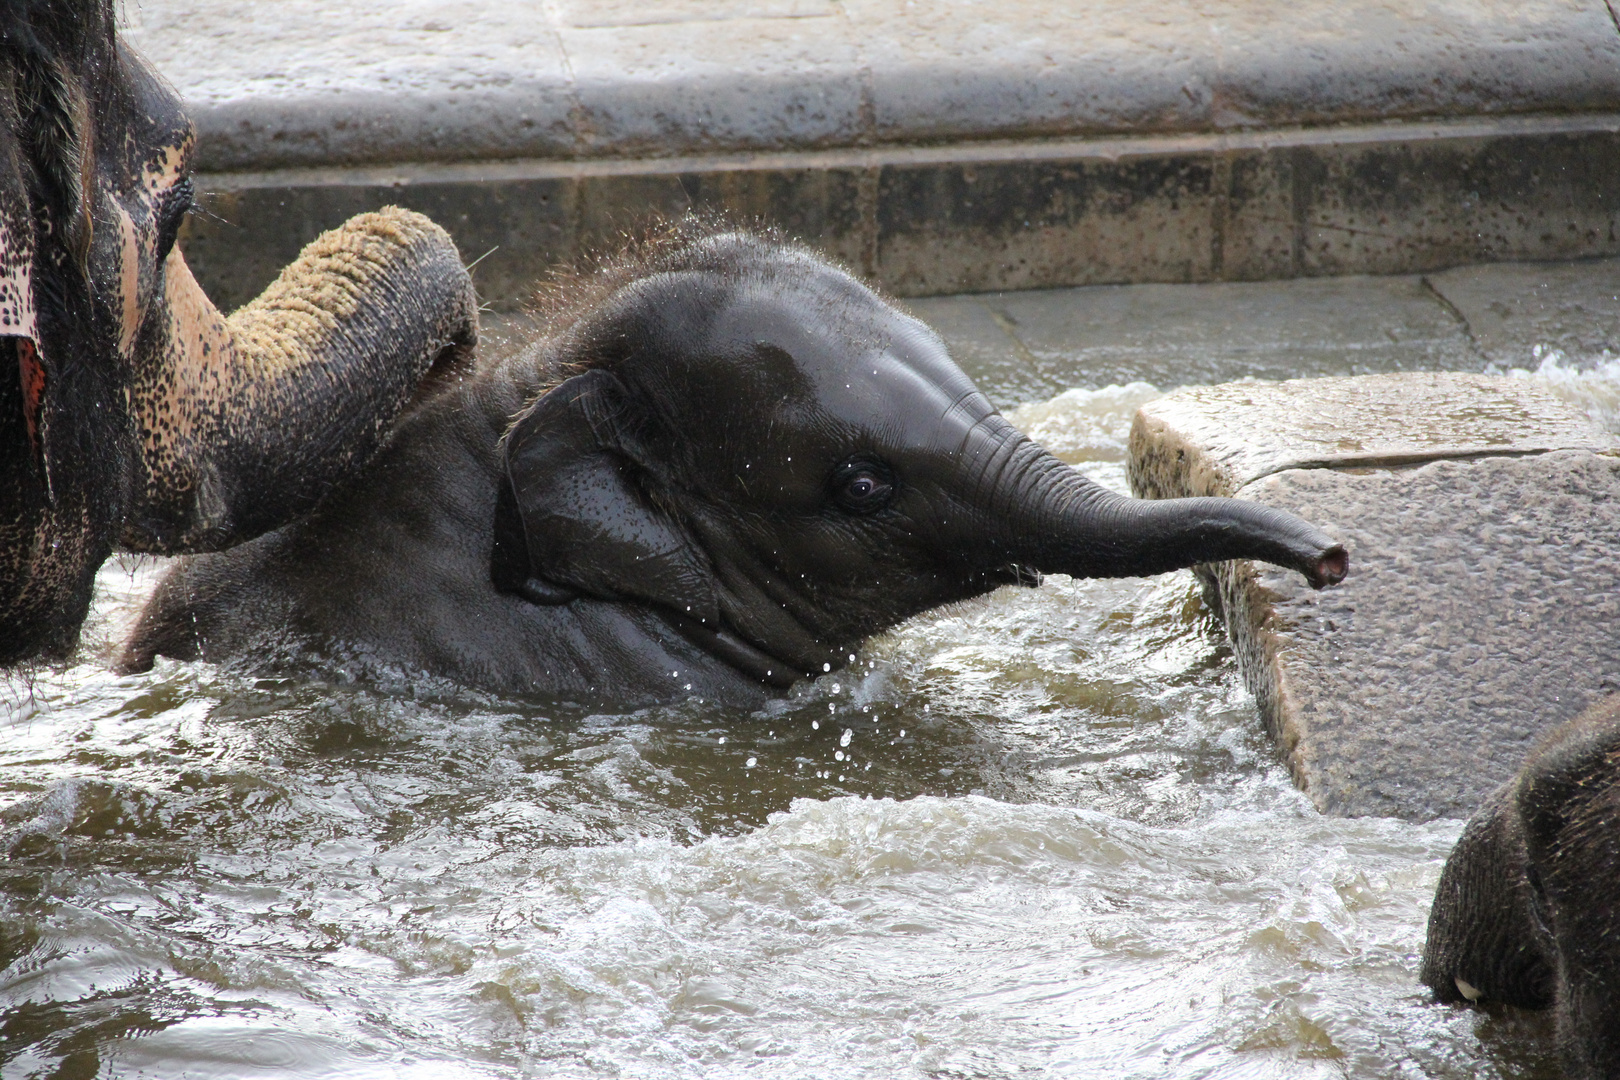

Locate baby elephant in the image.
[122,230,1346,705]
[1422,694,1620,1079]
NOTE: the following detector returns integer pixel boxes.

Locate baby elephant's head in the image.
[492,233,1345,687]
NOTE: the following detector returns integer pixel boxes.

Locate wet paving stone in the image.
[910,274,1484,406]
[1427,257,1620,368]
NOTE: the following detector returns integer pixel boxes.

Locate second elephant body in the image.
[1423,694,1620,1079]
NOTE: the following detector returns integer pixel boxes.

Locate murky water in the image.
[4,321,1616,1077]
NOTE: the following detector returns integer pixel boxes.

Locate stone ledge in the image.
[1129,374,1620,820]
[127,2,1620,305]
[124,1,1620,172]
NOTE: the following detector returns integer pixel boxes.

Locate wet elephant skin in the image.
[0,0,477,665]
[1423,694,1620,1079]
[123,229,1346,706]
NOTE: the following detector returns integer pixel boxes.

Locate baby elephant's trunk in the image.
[984,432,1348,589]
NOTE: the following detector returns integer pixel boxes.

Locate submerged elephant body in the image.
[0,0,476,664]
[124,359,757,703]
[124,231,1346,705]
[1423,694,1620,1079]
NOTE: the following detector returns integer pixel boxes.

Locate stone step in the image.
[125,1,1620,171]
[122,2,1620,308]
[1128,373,1620,820]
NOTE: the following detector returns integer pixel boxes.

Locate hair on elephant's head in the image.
[0,0,478,665]
[122,226,1346,702]
[1422,694,1620,1079]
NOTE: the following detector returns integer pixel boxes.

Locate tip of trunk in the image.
[1304,545,1349,589]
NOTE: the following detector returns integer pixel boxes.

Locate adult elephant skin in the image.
[1422,694,1620,1079]
[121,229,1347,706]
[0,0,477,665]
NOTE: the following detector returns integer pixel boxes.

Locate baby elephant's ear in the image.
[494,369,720,626]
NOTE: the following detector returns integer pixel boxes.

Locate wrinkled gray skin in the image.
[123,233,1346,706]
[1423,694,1620,1079]
[0,0,476,665]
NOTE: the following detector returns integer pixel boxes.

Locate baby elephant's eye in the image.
[829,458,895,514]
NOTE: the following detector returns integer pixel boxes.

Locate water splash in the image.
[1499,345,1620,435]
[1006,382,1163,464]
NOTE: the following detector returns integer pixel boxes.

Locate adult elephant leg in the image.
[121,206,479,554]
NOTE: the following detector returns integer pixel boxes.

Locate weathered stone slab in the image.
[177,116,1620,311]
[558,14,866,159]
[867,119,1620,297]
[1129,375,1620,820]
[174,163,871,314]
[1129,372,1614,499]
[126,1,582,170]
[1427,258,1620,367]
[186,137,1245,308]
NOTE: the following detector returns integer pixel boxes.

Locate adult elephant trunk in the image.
[121,207,478,553]
[970,421,1347,589]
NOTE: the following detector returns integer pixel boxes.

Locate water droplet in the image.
[812,720,819,729]
[835,750,844,761]
[840,729,852,747]
[745,756,757,768]
[718,736,726,744]
[823,662,831,672]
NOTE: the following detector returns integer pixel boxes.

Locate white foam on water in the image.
[453,793,1463,1079]
[1006,382,1164,466]
[1500,345,1620,435]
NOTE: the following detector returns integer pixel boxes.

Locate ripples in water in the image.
[7,346,1608,1078]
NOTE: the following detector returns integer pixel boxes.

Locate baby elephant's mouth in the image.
[667,611,810,689]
